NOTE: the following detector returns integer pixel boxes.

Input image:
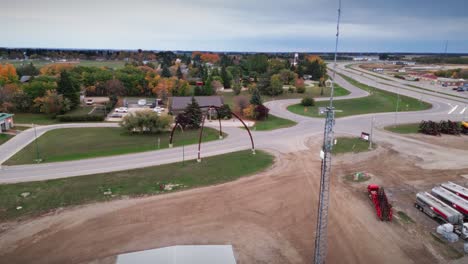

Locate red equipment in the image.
[367,184,393,221]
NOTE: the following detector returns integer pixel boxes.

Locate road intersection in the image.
[0,63,466,183]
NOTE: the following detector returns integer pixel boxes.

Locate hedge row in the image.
[56,115,105,122]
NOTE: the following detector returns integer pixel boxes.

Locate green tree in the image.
[57,70,80,109]
[162,65,171,78]
[269,74,284,96]
[120,110,171,134]
[221,66,231,88]
[183,97,203,129]
[250,88,263,106]
[16,63,39,76]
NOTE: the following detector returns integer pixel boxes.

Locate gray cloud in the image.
[1,0,467,52]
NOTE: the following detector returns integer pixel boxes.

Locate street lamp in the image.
[33,124,42,163]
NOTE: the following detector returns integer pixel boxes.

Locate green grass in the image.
[12,113,58,125]
[252,114,297,131]
[221,84,350,108]
[0,150,274,221]
[385,123,420,134]
[287,74,432,118]
[332,137,373,154]
[5,127,224,165]
[396,211,415,224]
[0,134,13,145]
[11,126,31,131]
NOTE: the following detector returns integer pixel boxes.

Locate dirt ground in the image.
[0,138,467,264]
[404,134,468,151]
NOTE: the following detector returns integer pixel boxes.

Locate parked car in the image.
[457,86,468,92]
[153,106,165,113]
[115,107,128,113]
[137,99,147,106]
[85,98,94,105]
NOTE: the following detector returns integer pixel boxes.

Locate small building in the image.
[170,96,224,115]
[0,113,14,133]
[437,78,465,87]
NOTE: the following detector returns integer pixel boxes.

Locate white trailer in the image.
[441,182,468,200]
[432,187,468,217]
[415,192,468,239]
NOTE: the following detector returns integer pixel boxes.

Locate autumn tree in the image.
[39,63,75,76]
[0,83,21,112]
[105,79,125,97]
[34,90,71,115]
[0,63,19,84]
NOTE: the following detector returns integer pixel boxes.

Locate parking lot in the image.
[106,98,167,122]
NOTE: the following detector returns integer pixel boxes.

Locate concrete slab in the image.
[116,245,236,264]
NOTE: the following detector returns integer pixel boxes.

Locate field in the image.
[5,127,224,165]
[0,59,127,69]
[332,137,373,154]
[2,136,467,263]
[287,74,432,118]
[12,113,58,125]
[385,123,420,134]
[0,150,273,221]
[253,114,297,131]
[0,134,13,146]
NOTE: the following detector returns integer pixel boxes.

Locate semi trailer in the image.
[441,182,468,200]
[415,192,468,239]
[432,187,468,217]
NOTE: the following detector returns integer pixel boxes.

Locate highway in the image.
[0,63,467,183]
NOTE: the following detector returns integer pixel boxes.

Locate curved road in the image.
[0,65,466,183]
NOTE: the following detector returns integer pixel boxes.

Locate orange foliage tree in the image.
[0,64,19,84]
[192,51,220,63]
[39,63,75,76]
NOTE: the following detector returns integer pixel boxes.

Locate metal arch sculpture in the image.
[169,105,223,147]
[169,105,255,162]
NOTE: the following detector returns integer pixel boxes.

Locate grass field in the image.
[0,150,274,221]
[12,113,58,125]
[287,74,432,118]
[385,123,420,134]
[252,114,297,131]
[332,137,373,154]
[0,59,127,69]
[0,134,13,146]
[221,84,350,108]
[5,127,224,165]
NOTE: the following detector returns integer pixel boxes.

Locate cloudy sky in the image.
[2,0,467,52]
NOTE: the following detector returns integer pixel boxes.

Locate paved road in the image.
[0,66,466,183]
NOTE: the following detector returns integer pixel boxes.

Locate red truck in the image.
[368,184,393,221]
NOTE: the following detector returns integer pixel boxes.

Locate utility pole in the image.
[394,87,400,127]
[313,1,341,263]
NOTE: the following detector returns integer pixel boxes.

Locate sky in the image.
[1,0,468,53]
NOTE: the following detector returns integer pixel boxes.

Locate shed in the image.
[0,113,14,133]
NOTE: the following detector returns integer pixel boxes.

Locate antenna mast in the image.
[313,0,341,263]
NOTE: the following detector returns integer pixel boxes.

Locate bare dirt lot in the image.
[404,134,468,151]
[0,138,467,264]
